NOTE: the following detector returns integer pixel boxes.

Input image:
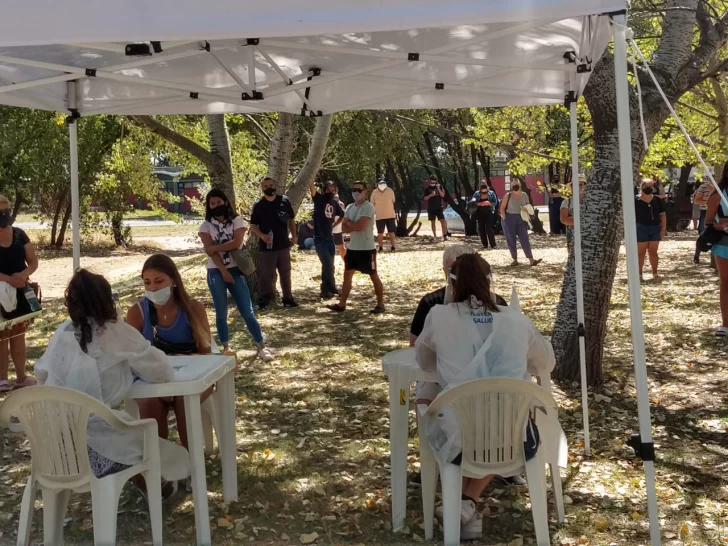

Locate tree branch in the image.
[129,115,220,169]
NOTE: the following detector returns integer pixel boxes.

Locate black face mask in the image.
[512,185,520,192]
[642,187,654,195]
[210,205,227,217]
[0,211,9,229]
[263,188,277,197]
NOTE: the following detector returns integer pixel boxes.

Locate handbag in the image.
[0,282,42,320]
[697,226,726,252]
[232,248,256,276]
[148,304,198,355]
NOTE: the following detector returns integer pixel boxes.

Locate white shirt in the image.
[198,216,247,269]
[35,320,190,479]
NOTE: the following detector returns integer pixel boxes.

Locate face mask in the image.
[0,211,9,229]
[378,183,387,191]
[352,191,363,201]
[263,187,277,197]
[512,185,520,192]
[642,187,654,195]
[145,286,172,306]
[211,204,227,217]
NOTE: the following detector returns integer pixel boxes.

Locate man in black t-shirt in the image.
[310,181,345,298]
[424,175,448,240]
[250,177,298,310]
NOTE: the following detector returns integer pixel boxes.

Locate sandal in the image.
[14,376,36,389]
[0,380,11,393]
[529,259,543,267]
[370,305,386,315]
[509,260,519,267]
[327,304,346,313]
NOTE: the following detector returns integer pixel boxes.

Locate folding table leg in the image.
[388,369,409,532]
[217,371,238,502]
[184,393,211,546]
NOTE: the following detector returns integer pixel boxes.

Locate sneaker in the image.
[370,305,386,314]
[320,292,336,300]
[435,499,477,526]
[716,326,728,337]
[509,260,519,267]
[282,299,299,308]
[256,345,274,362]
[378,246,384,252]
[461,514,483,541]
[258,300,271,312]
[327,304,346,313]
[391,247,396,252]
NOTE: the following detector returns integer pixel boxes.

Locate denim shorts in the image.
[637,224,661,243]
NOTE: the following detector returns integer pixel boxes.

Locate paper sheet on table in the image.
[170,355,226,382]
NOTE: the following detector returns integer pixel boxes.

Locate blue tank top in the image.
[140,298,194,346]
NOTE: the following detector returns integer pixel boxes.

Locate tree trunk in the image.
[56,198,73,250]
[206,114,235,208]
[286,114,333,213]
[50,191,67,248]
[10,193,22,222]
[266,113,298,188]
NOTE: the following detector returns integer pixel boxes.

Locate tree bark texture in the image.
[266,113,298,189]
[206,114,235,208]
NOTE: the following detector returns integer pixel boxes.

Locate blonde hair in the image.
[443,244,475,273]
[0,195,9,207]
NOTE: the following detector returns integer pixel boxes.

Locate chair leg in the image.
[550,462,565,524]
[16,478,37,546]
[440,462,462,546]
[418,436,438,541]
[90,479,123,546]
[201,407,214,455]
[42,489,70,546]
[142,466,164,546]
[525,452,550,546]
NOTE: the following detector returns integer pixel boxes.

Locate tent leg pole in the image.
[612,13,661,546]
[68,80,80,271]
[569,98,590,457]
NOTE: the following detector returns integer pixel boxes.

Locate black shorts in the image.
[345,249,377,274]
[376,218,397,234]
[428,209,445,221]
[334,233,344,245]
[637,224,661,242]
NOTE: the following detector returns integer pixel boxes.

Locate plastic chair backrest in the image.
[426,378,556,477]
[0,386,127,490]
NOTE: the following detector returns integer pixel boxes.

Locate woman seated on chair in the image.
[415,253,555,537]
[34,269,189,488]
[126,253,213,451]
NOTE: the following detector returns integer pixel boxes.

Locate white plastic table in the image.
[381,348,438,532]
[125,354,237,546]
[382,348,561,532]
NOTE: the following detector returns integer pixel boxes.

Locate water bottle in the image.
[22,286,41,312]
[267,229,274,250]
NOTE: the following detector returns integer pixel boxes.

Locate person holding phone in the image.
[424,175,449,240]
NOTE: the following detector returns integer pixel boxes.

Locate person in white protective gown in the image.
[35,269,190,495]
[415,252,564,536]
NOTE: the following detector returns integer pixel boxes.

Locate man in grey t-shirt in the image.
[327,182,385,314]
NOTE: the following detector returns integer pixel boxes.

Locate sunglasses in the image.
[352,188,364,193]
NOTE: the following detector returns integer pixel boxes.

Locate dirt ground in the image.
[1,229,727,546]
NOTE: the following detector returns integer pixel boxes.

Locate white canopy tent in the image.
[0,2,661,545]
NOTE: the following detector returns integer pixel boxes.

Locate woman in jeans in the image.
[499,182,542,267]
[0,194,39,392]
[198,189,273,361]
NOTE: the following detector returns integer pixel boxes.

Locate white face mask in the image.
[145,286,172,306]
[378,183,387,191]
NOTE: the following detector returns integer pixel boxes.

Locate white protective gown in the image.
[415,300,567,467]
[35,320,190,481]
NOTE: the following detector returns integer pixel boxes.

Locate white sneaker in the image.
[435,499,477,526]
[716,326,728,337]
[257,345,274,362]
[461,514,483,541]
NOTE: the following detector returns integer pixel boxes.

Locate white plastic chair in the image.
[0,386,164,546]
[418,378,557,546]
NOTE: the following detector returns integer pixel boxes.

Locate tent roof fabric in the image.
[0,0,624,115]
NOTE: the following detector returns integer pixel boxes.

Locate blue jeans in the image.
[314,238,337,296]
[207,267,263,345]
